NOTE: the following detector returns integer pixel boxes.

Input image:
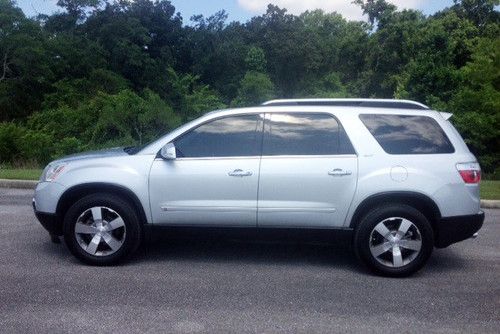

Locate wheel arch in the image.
[56,182,148,226]
[349,191,441,231]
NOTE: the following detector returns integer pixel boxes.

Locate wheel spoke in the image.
[374,223,391,239]
[398,219,412,236]
[76,206,126,256]
[105,217,125,231]
[371,242,392,257]
[86,234,101,254]
[91,207,102,221]
[101,232,122,251]
[399,239,422,251]
[75,223,98,234]
[392,246,403,267]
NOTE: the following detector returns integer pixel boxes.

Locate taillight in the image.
[456,162,481,184]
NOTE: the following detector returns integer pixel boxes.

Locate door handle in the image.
[228,169,253,177]
[328,168,352,176]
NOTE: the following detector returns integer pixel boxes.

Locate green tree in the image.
[353,0,396,27]
[0,0,52,120]
[448,38,500,172]
[232,71,275,107]
[166,68,225,121]
[90,89,181,146]
[245,46,267,72]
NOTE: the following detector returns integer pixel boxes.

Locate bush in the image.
[231,71,275,107]
[0,122,26,163]
[91,89,182,147]
[18,130,55,165]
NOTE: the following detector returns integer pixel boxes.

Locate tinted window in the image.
[174,115,262,157]
[263,113,355,156]
[359,114,454,154]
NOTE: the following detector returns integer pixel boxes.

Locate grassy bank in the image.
[0,168,499,200]
[481,180,500,200]
[0,169,42,180]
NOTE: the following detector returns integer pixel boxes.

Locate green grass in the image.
[0,168,499,199]
[481,180,500,200]
[0,168,42,180]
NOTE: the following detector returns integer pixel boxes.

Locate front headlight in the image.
[40,163,67,182]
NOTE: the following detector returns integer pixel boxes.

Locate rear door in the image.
[257,112,358,228]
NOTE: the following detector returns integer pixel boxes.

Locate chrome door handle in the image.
[228,169,253,177]
[328,168,352,176]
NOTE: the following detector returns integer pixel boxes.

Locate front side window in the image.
[359,114,455,154]
[174,114,262,158]
[262,113,355,156]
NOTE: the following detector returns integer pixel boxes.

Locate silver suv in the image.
[33,99,484,276]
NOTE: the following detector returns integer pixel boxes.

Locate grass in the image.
[0,168,499,199]
[480,180,500,200]
[0,168,42,180]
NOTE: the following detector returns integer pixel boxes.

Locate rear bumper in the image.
[435,211,484,248]
[33,200,63,236]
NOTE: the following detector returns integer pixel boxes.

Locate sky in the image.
[17,0,456,23]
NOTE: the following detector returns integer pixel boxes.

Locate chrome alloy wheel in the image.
[369,217,422,268]
[74,206,126,256]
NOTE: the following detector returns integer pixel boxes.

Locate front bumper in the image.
[33,200,63,236]
[435,211,485,248]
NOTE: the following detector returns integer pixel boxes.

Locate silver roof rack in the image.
[262,98,429,110]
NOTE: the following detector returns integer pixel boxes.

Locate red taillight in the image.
[456,162,481,184]
[458,170,481,183]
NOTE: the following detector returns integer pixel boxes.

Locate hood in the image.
[52,147,128,164]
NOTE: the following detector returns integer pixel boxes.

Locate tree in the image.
[232,71,275,107]
[56,0,100,19]
[245,46,267,72]
[447,37,500,173]
[353,0,396,27]
[0,0,52,121]
[452,0,500,27]
[166,68,225,121]
[91,89,181,146]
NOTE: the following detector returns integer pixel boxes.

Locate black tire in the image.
[63,193,142,265]
[353,204,434,277]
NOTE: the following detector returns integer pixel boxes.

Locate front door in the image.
[257,112,358,228]
[149,114,263,226]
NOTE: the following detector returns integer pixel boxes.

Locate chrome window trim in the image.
[260,154,358,159]
[154,154,358,162]
[154,156,261,161]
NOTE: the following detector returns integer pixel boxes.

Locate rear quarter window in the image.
[359,114,454,154]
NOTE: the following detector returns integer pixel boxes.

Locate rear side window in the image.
[174,115,262,157]
[263,113,355,156]
[359,114,454,154]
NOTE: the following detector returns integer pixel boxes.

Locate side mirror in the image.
[160,142,176,160]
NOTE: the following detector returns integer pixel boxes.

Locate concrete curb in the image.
[480,200,500,209]
[0,178,499,208]
[0,179,38,189]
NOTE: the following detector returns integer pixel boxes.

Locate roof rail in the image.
[262,98,429,110]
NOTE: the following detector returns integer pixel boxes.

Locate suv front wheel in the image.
[354,204,434,277]
[63,193,142,265]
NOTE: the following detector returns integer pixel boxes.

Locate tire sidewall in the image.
[354,204,434,277]
[63,193,141,265]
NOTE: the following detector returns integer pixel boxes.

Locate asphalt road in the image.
[0,188,499,333]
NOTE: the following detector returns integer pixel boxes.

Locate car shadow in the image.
[130,228,365,272]
[34,228,471,276]
[425,247,470,272]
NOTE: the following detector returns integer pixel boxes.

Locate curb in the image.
[480,200,500,209]
[0,179,38,189]
[0,179,499,208]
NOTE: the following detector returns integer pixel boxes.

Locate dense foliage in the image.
[0,0,498,174]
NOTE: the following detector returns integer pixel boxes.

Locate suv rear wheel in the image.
[63,193,142,265]
[354,204,434,277]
